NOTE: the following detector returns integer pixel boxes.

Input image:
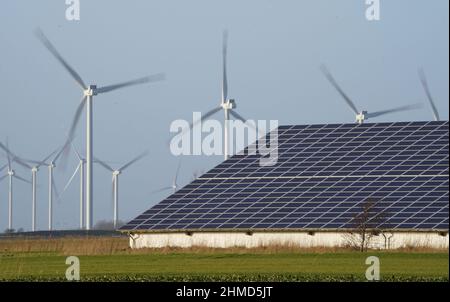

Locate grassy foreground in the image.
[0,237,448,281]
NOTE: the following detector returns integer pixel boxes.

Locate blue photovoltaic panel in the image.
[121,121,449,232]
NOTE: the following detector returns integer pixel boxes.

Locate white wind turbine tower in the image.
[35,29,165,230]
[0,140,32,230]
[45,147,66,231]
[177,31,258,160]
[59,143,86,229]
[95,151,149,229]
[418,68,440,121]
[151,159,182,195]
[320,65,421,124]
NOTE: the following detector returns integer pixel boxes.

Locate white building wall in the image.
[129,231,449,249]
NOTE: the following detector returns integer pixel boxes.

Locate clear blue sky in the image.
[0,0,448,230]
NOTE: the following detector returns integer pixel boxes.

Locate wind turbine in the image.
[151,159,182,195]
[19,145,66,231]
[0,140,32,230]
[94,151,149,229]
[59,143,86,229]
[35,29,165,230]
[418,68,440,121]
[45,147,66,231]
[320,65,421,124]
[16,149,58,232]
[176,31,258,160]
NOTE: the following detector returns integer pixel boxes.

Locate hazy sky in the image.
[0,0,448,231]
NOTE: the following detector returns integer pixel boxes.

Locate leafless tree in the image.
[345,198,388,252]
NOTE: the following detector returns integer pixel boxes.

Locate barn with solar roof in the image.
[120,121,449,249]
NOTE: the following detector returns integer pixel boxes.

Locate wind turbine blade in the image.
[320,65,360,115]
[222,30,228,103]
[96,73,165,94]
[0,163,7,172]
[51,173,60,201]
[14,174,31,184]
[229,110,264,137]
[52,144,68,164]
[67,96,87,145]
[119,150,149,171]
[41,149,59,165]
[59,163,81,200]
[0,141,32,169]
[12,157,32,170]
[34,28,87,90]
[71,142,82,161]
[94,157,114,172]
[173,158,182,185]
[366,103,422,119]
[0,140,12,169]
[178,107,222,138]
[0,174,8,182]
[21,148,59,168]
[151,186,173,194]
[418,68,440,121]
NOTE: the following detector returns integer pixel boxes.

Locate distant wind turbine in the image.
[320,65,421,124]
[45,147,65,231]
[35,28,165,230]
[151,159,182,195]
[16,148,59,232]
[59,143,86,229]
[176,30,258,160]
[95,151,149,229]
[0,140,32,230]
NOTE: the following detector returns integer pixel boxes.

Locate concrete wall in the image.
[128,231,449,249]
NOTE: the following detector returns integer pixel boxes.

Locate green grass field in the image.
[0,237,448,281]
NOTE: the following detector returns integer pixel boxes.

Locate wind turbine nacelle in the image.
[223,99,236,110]
[356,111,368,124]
[84,85,98,96]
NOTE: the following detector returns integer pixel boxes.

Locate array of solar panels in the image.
[122,121,449,232]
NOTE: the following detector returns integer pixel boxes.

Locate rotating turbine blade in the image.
[13,157,33,170]
[22,148,59,168]
[94,157,114,172]
[418,68,440,121]
[229,110,265,138]
[41,148,59,165]
[67,96,87,145]
[366,103,422,119]
[176,107,222,139]
[34,28,87,90]
[59,163,81,201]
[173,158,182,186]
[14,174,32,184]
[71,142,83,161]
[0,140,32,169]
[96,73,165,94]
[151,186,173,194]
[119,151,149,171]
[51,144,68,165]
[222,30,228,103]
[320,65,360,115]
[1,140,12,170]
[0,163,8,172]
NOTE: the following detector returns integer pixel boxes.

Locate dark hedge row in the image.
[1,274,448,282]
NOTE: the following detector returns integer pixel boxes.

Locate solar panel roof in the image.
[122,121,449,232]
